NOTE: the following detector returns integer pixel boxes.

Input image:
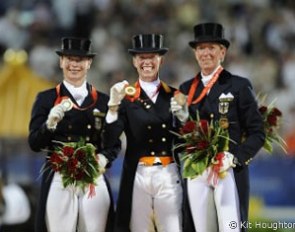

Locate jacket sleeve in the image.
[101,104,126,163]
[232,79,265,166]
[28,93,55,152]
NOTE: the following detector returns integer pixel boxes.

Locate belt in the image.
[138,156,174,167]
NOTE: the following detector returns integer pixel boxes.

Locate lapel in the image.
[190,70,232,117]
[202,70,232,115]
[133,84,172,122]
[60,83,77,104]
[81,83,93,107]
[207,70,231,103]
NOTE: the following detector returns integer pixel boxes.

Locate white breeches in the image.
[187,168,241,232]
[46,173,110,232]
[130,163,183,232]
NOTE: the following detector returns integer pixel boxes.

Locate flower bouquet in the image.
[258,98,287,153]
[42,138,102,197]
[173,114,234,180]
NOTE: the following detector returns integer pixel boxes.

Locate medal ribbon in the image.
[187,66,223,106]
[125,80,171,102]
[54,83,98,110]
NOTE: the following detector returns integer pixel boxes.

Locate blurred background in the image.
[0,0,295,231]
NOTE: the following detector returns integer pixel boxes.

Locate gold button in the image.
[162,137,166,142]
[68,125,72,129]
[162,124,166,128]
[149,139,153,143]
[151,152,155,156]
[161,151,167,155]
[86,136,90,141]
[147,125,152,130]
[87,124,91,129]
[67,136,71,141]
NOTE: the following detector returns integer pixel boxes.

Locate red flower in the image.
[181,121,196,134]
[198,120,209,135]
[67,158,78,172]
[259,106,268,114]
[63,146,75,157]
[267,114,278,126]
[271,107,282,117]
[196,140,210,150]
[49,152,63,171]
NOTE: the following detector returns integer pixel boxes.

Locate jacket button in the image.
[87,124,92,129]
[162,124,166,128]
[162,137,166,142]
[151,151,155,156]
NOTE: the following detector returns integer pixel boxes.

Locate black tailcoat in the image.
[179,69,265,232]
[103,84,183,232]
[28,83,118,232]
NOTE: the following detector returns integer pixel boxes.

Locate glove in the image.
[46,104,65,130]
[46,99,73,130]
[218,151,236,173]
[97,154,108,173]
[108,80,129,107]
[170,97,189,123]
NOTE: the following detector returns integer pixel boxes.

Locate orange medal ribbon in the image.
[125,80,171,102]
[54,83,98,111]
[187,66,223,106]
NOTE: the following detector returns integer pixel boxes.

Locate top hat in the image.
[128,34,168,55]
[189,23,230,49]
[56,37,96,58]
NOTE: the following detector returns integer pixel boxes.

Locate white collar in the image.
[139,78,161,93]
[201,65,221,86]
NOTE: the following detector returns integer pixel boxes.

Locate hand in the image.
[108,80,129,107]
[170,97,189,122]
[219,151,236,173]
[97,154,108,173]
[46,104,65,130]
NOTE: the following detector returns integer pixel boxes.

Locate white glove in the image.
[46,99,73,130]
[170,97,189,122]
[46,104,65,130]
[108,80,129,107]
[97,154,108,173]
[219,151,236,173]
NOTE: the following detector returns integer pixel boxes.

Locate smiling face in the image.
[132,53,163,82]
[194,42,226,75]
[60,55,92,87]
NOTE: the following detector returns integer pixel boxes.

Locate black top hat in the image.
[56,37,96,58]
[128,34,168,55]
[189,23,230,49]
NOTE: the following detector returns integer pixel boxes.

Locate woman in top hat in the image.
[103,34,183,232]
[171,23,265,232]
[28,37,119,232]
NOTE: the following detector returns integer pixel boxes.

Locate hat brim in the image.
[189,39,230,49]
[56,50,96,58]
[128,48,168,56]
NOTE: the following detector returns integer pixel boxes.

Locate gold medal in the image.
[125,86,136,96]
[219,117,229,129]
